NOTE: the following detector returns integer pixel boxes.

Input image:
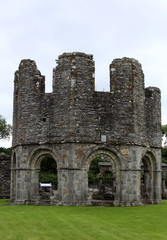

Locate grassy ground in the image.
[0,199,167,240]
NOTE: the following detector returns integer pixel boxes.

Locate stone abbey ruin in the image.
[11,52,162,206]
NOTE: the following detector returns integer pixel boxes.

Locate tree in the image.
[162,147,167,164]
[162,125,167,163]
[0,147,12,155]
[39,157,58,189]
[162,124,167,145]
[162,124,167,136]
[88,156,112,185]
[0,115,12,139]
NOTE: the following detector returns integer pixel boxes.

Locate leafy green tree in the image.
[40,157,57,174]
[39,172,58,188]
[162,124,167,137]
[0,147,12,155]
[0,115,12,139]
[88,157,112,185]
[162,125,167,163]
[39,157,58,188]
[162,147,167,164]
[88,157,101,185]
[102,171,112,185]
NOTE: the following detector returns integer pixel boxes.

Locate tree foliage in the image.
[0,115,12,139]
[162,125,167,163]
[88,157,112,185]
[0,147,12,155]
[40,157,57,174]
[162,147,167,164]
[39,157,58,188]
[102,171,112,185]
[162,124,167,137]
[39,172,58,188]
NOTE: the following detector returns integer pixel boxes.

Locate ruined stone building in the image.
[11,52,162,206]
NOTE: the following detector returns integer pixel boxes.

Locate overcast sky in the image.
[0,0,167,147]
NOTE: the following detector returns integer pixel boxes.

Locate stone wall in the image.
[12,54,161,148]
[0,153,11,198]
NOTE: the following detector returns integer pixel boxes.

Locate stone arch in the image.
[141,151,156,204]
[28,147,59,170]
[141,150,156,170]
[84,148,121,203]
[27,147,59,201]
[82,147,121,170]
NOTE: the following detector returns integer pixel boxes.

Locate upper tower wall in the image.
[53,52,95,99]
[110,57,144,96]
[13,60,45,145]
[145,87,161,147]
[109,58,146,143]
[12,53,161,148]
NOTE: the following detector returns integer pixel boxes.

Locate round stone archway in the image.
[141,151,158,204]
[28,148,59,203]
[83,148,121,205]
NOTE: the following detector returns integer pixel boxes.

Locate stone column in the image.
[58,167,88,205]
[120,169,141,206]
[10,169,16,201]
[154,170,162,204]
[162,178,166,196]
[30,169,40,201]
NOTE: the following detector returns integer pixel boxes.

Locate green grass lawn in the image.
[0,200,167,240]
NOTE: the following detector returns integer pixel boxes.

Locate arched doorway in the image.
[86,149,121,204]
[28,148,59,203]
[88,157,115,201]
[141,153,155,204]
[39,157,58,201]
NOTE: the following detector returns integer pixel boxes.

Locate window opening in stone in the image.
[42,117,46,122]
[39,157,58,201]
[88,156,115,201]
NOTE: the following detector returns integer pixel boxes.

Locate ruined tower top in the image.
[53,52,95,98]
[12,52,161,148]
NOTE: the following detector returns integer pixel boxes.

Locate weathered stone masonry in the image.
[0,153,11,199]
[11,52,162,206]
